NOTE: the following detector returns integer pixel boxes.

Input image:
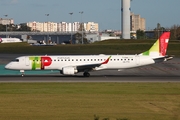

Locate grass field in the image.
[0,39,180,56]
[0,83,180,120]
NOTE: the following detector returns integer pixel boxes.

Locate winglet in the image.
[140,32,170,57]
[102,56,111,64]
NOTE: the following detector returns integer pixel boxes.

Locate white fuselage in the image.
[5,55,155,72]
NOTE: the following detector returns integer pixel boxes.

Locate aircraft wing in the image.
[76,56,111,72]
[76,63,102,72]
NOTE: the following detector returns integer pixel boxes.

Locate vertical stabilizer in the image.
[159,32,170,56]
[140,32,170,57]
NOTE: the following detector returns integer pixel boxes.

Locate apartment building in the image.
[0,18,14,25]
[57,22,67,32]
[26,21,58,32]
[86,22,99,32]
[43,22,57,32]
[26,21,99,32]
[130,13,146,31]
[26,21,43,31]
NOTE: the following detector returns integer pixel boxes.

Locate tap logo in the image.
[29,56,52,70]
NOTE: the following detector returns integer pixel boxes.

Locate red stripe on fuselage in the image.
[41,56,52,70]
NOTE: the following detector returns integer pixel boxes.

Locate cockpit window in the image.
[12,59,19,62]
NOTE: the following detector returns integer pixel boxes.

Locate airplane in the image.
[0,37,22,43]
[5,32,173,77]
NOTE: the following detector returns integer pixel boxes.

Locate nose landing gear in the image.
[20,70,25,77]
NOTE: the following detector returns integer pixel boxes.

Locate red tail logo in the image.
[159,32,170,56]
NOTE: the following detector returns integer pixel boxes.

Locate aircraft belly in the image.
[106,62,137,69]
[139,57,155,66]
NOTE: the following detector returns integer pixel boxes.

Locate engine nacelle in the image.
[62,66,78,75]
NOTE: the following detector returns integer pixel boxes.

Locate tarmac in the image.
[0,54,180,82]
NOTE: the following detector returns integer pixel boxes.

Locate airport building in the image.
[130,12,146,31]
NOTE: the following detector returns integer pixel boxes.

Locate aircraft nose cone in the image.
[5,64,11,69]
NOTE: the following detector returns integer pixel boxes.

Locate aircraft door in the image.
[135,55,140,65]
[25,57,30,66]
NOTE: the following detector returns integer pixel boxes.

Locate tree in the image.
[0,24,18,31]
[177,26,180,40]
[74,32,88,44]
[0,24,6,31]
[154,23,166,39]
[169,25,180,40]
[8,24,18,31]
[0,23,31,31]
[74,23,88,44]
[17,24,31,31]
[136,29,145,39]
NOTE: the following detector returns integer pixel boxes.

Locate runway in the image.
[0,75,180,83]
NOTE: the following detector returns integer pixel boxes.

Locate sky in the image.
[0,0,180,30]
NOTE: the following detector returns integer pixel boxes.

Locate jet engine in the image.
[61,66,78,75]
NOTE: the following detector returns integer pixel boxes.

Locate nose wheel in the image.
[20,70,25,77]
[83,72,90,77]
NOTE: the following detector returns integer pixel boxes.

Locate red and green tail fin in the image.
[140,32,170,57]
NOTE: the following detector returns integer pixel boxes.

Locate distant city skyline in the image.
[0,0,180,30]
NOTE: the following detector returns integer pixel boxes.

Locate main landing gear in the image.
[83,72,90,77]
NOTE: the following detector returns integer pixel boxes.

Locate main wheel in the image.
[83,72,90,77]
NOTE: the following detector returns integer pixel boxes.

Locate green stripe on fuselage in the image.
[29,57,41,70]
